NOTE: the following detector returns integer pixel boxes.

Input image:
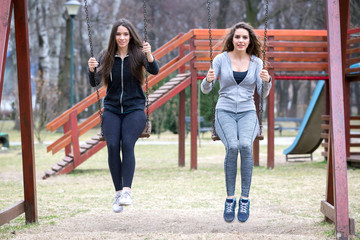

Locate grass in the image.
[0,123,360,239]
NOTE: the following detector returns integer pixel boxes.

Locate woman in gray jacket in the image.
[201,22,271,223]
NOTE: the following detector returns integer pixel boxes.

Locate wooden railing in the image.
[346,28,360,76]
[350,116,360,155]
[191,29,329,74]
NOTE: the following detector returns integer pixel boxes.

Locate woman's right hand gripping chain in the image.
[88,57,99,72]
[206,68,215,83]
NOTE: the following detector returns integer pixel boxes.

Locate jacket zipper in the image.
[120,59,124,113]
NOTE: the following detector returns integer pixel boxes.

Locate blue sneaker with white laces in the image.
[237,197,250,222]
[223,198,236,223]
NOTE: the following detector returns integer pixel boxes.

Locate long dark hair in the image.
[98,19,145,86]
[222,22,262,58]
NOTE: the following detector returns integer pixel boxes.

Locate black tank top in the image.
[233,70,247,84]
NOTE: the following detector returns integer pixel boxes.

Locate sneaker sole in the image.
[113,209,124,213]
[112,207,124,213]
[224,218,235,223]
[119,202,132,206]
[237,214,249,222]
[223,214,235,223]
[238,218,249,223]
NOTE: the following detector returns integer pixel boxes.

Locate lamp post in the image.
[64,0,81,108]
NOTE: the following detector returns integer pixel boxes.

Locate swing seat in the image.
[256,133,264,140]
[211,128,220,141]
[98,121,151,141]
[99,134,105,141]
[212,127,264,141]
[256,126,264,140]
[139,121,151,138]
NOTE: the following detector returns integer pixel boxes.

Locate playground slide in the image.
[283,80,325,157]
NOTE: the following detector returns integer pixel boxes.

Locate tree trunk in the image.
[276,81,290,117]
[102,0,122,48]
[30,0,63,141]
[58,18,71,112]
[6,21,21,130]
[216,0,230,28]
[245,0,261,27]
[289,81,301,117]
[78,11,92,116]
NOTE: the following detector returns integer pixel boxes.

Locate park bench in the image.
[274,117,302,136]
[185,116,212,136]
[0,132,9,148]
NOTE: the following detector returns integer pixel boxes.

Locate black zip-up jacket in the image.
[89,54,159,115]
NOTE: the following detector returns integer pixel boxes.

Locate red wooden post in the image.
[343,80,350,158]
[0,0,12,100]
[14,0,37,224]
[178,91,186,167]
[189,36,197,170]
[267,36,275,169]
[253,140,260,166]
[63,121,71,156]
[326,127,334,209]
[253,92,260,166]
[70,110,81,167]
[339,1,351,158]
[178,34,186,167]
[324,50,331,161]
[325,0,350,238]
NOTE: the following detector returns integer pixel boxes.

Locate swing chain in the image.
[143,0,148,43]
[84,0,104,138]
[143,0,150,127]
[84,0,93,57]
[262,0,269,68]
[207,0,216,133]
[259,0,269,134]
[207,0,213,69]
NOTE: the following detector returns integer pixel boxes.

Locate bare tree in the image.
[216,0,231,28]
[28,0,63,141]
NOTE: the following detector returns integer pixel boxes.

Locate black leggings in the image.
[102,109,146,191]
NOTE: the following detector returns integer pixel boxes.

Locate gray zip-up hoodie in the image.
[201,52,272,113]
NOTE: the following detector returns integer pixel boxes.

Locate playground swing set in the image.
[88,0,269,142]
[0,0,359,239]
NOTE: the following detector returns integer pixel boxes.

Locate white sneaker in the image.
[112,192,124,213]
[119,190,132,206]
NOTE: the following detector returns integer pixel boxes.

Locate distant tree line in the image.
[2,0,359,138]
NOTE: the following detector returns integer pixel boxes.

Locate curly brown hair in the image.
[222,22,263,59]
[98,19,146,86]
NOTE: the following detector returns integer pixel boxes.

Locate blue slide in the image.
[283,80,325,160]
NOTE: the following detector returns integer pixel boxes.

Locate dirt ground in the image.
[3,139,357,240]
[13,208,328,240]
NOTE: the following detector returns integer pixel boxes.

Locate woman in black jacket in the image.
[88,18,159,213]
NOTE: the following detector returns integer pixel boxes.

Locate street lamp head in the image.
[64,0,82,16]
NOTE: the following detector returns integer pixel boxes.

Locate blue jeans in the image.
[102,109,146,191]
[215,109,258,198]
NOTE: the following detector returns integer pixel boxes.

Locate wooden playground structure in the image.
[0,0,359,239]
[0,0,37,226]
